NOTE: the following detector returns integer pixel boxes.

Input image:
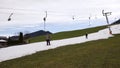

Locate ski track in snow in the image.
[0,24,120,62]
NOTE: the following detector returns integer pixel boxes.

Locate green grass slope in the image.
[28,26,106,43]
[0,34,120,68]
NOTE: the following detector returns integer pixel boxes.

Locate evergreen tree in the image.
[19,32,24,43]
[7,37,11,45]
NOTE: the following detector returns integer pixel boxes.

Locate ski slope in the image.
[0,24,120,62]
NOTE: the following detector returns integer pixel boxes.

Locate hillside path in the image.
[0,24,120,62]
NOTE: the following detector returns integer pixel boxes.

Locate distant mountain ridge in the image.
[24,30,52,39]
[10,30,52,40]
[111,19,120,25]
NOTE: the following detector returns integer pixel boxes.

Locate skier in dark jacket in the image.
[46,33,51,45]
[85,33,88,39]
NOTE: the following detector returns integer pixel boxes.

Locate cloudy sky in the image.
[0,0,120,36]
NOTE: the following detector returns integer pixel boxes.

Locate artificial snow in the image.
[0,24,120,62]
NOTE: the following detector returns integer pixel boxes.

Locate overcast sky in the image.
[0,0,120,36]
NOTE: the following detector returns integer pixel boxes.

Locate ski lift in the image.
[72,16,75,20]
[102,10,112,34]
[43,11,47,31]
[8,18,11,21]
[43,17,46,22]
[43,11,47,22]
[88,17,91,26]
[8,13,13,21]
[102,10,112,16]
[89,17,91,20]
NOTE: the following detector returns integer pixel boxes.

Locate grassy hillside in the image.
[0,34,120,68]
[28,26,107,43]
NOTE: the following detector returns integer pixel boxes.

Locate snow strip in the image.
[0,24,120,62]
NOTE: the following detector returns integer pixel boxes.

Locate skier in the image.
[45,33,51,46]
[85,33,88,39]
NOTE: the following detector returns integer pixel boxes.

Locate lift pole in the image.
[43,11,47,31]
[102,10,112,34]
